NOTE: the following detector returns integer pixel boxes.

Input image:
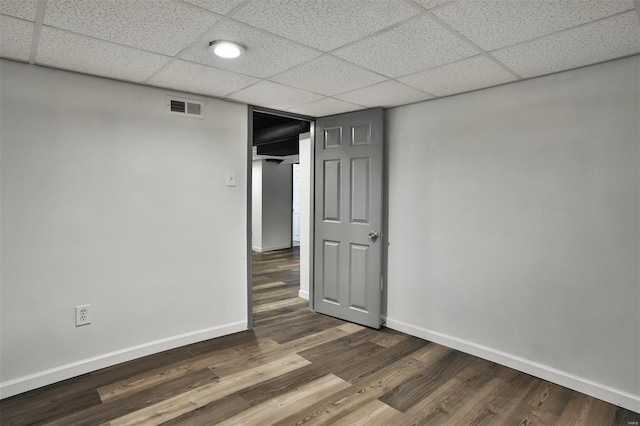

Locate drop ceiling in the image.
[1,0,639,117]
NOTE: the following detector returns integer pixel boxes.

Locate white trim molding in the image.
[298,289,309,300]
[252,244,292,253]
[385,317,640,414]
[0,320,247,399]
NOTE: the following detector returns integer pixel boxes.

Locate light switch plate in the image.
[226,171,236,187]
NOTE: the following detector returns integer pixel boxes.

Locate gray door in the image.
[314,108,383,329]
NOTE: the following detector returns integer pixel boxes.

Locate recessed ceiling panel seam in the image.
[225,0,253,18]
[174,0,226,19]
[143,18,227,83]
[485,9,639,54]
[28,0,46,64]
[217,16,324,55]
[223,77,271,99]
[34,24,173,62]
[422,11,522,79]
[325,12,425,56]
[0,13,32,23]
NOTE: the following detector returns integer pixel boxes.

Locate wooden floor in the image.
[1,247,638,425]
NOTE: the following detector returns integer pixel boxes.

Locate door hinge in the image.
[380,276,384,292]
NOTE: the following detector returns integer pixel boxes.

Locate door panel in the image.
[314,108,383,329]
[323,160,341,221]
[322,240,341,304]
[349,243,369,311]
[350,158,370,223]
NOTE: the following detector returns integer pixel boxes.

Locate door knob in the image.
[368,231,379,242]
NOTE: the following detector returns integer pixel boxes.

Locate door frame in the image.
[246,106,315,329]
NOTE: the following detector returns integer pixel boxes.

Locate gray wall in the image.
[0,60,249,397]
[252,159,293,252]
[385,56,639,404]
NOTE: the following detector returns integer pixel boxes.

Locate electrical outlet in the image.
[75,304,91,327]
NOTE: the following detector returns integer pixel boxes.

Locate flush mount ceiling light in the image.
[209,40,245,59]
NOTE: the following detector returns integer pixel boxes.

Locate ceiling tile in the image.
[433,0,635,51]
[414,0,451,10]
[1,0,37,21]
[334,15,478,78]
[335,80,434,108]
[491,12,640,79]
[0,15,33,62]
[287,98,364,117]
[227,81,323,110]
[233,0,418,52]
[271,55,386,96]
[180,21,321,78]
[399,55,518,97]
[36,27,170,82]
[181,0,244,15]
[44,0,219,56]
[149,59,259,98]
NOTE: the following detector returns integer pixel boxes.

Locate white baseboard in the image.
[252,243,292,253]
[385,317,640,414]
[0,320,247,400]
[298,289,309,300]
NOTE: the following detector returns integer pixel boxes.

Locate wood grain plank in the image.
[0,374,102,425]
[252,297,307,313]
[47,369,218,426]
[369,329,409,348]
[613,405,640,426]
[274,356,426,426]
[445,369,538,426]
[328,399,403,425]
[298,329,382,362]
[253,287,299,304]
[97,339,280,401]
[103,354,310,426]
[181,330,258,356]
[253,281,293,291]
[379,349,476,412]
[393,358,500,425]
[218,374,350,425]
[238,364,332,407]
[501,380,575,426]
[253,306,315,328]
[279,325,352,353]
[409,342,453,364]
[158,394,250,426]
[333,335,427,384]
[262,314,346,344]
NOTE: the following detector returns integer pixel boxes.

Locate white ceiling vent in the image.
[166,96,204,119]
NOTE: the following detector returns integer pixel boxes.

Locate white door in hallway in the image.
[314,108,383,329]
[292,164,301,246]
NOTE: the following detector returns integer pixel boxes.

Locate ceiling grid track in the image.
[28,0,47,64]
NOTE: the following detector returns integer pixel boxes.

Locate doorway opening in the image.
[247,107,314,328]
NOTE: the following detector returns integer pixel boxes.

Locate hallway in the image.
[252,247,306,321]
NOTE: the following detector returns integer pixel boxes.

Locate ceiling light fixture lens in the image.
[209,40,244,59]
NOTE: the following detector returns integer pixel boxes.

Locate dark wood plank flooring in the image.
[1,247,638,425]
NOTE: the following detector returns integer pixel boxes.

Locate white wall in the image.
[299,133,312,300]
[0,60,249,398]
[251,159,292,252]
[251,160,263,250]
[385,56,639,411]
